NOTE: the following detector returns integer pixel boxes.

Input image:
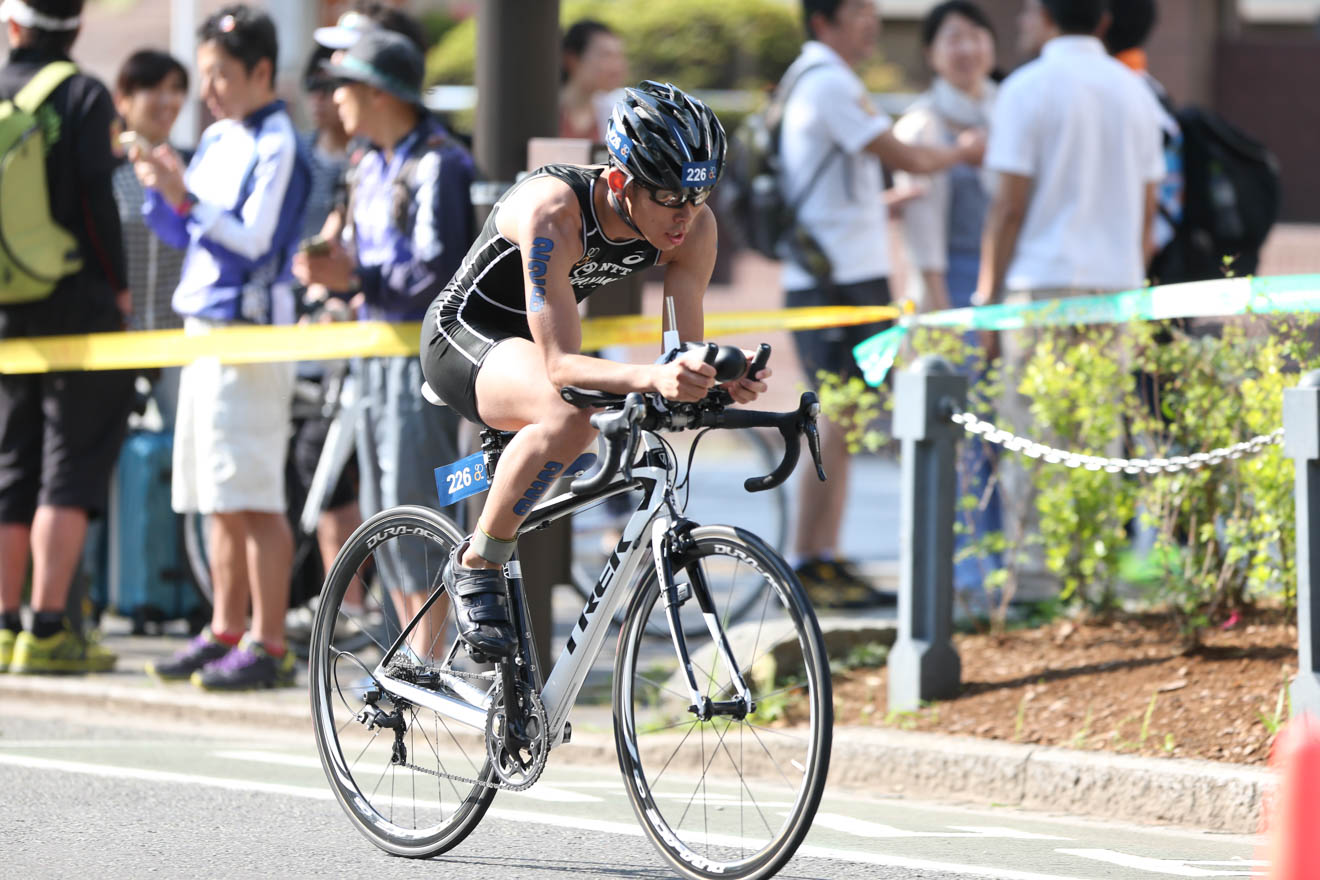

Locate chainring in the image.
[484,677,548,791]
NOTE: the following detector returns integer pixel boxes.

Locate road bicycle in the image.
[309,343,834,880]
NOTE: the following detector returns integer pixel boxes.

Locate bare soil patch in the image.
[828,609,1298,765]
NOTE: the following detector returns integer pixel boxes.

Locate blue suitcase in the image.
[90,431,204,633]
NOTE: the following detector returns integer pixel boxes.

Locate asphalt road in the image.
[0,706,1264,880]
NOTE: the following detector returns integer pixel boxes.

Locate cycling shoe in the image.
[443,545,516,661]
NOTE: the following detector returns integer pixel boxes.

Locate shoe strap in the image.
[451,568,507,598]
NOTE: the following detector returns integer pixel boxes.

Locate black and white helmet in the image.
[605,81,727,197]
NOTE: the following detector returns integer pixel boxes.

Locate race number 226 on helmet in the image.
[605,81,727,207]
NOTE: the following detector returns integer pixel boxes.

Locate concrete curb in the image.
[0,672,1269,834]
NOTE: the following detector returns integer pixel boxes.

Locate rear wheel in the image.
[613,526,832,880]
[310,505,497,858]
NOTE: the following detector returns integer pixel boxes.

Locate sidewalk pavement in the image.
[0,604,1269,836]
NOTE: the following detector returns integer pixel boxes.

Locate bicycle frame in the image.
[370,433,674,746]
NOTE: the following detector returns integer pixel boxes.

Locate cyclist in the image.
[422,81,768,660]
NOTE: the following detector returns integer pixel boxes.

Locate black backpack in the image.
[720,63,837,273]
[1151,105,1280,284]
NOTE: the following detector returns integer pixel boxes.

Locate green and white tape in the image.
[853,274,1320,387]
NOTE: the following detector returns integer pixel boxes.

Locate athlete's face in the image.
[619,179,704,251]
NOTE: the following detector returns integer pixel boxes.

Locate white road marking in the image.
[213,749,321,769]
[210,749,602,802]
[1057,850,1264,877]
[0,751,1099,880]
[807,813,1071,840]
[949,826,1073,841]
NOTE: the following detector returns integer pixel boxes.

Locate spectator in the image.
[308,0,428,249]
[0,0,134,675]
[111,48,190,426]
[299,46,351,246]
[294,29,473,654]
[288,43,358,622]
[972,0,1165,601]
[136,3,310,690]
[780,0,983,609]
[893,0,1002,611]
[560,19,628,141]
[1105,0,1183,272]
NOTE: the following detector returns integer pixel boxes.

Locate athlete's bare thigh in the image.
[474,337,574,432]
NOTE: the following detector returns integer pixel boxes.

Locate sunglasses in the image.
[641,184,714,209]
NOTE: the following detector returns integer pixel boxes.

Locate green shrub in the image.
[816,316,1314,641]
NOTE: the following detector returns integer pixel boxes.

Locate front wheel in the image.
[613,526,832,880]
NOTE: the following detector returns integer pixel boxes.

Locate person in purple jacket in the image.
[134,4,310,691]
[294,29,474,654]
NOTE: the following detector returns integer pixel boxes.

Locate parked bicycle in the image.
[309,343,833,880]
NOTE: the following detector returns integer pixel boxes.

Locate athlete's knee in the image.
[538,398,596,449]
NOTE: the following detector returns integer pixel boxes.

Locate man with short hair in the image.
[135,3,310,690]
[780,0,983,608]
[294,29,473,651]
[973,0,1166,601]
[0,0,134,675]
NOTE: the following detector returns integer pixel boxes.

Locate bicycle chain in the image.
[384,658,542,793]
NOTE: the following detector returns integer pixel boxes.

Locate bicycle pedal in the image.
[463,643,495,665]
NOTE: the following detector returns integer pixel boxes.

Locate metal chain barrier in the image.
[949,410,1284,475]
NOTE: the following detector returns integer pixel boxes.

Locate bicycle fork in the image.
[650,518,756,721]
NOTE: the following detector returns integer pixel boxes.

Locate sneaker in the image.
[794,558,894,610]
[190,636,295,691]
[10,628,117,674]
[0,629,15,672]
[146,628,233,681]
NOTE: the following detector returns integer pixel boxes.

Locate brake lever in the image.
[800,392,826,482]
[621,419,641,480]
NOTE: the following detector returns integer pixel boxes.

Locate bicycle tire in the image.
[310,505,498,858]
[570,428,790,637]
[613,525,832,880]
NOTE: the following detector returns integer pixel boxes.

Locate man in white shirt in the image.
[973,0,1165,601]
[781,0,983,608]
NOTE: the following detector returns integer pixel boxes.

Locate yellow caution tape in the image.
[0,305,901,374]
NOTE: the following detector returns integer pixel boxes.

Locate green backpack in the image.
[0,61,83,304]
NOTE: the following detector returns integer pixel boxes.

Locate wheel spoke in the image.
[714,721,777,837]
[635,672,694,706]
[744,723,805,793]
[647,718,700,789]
